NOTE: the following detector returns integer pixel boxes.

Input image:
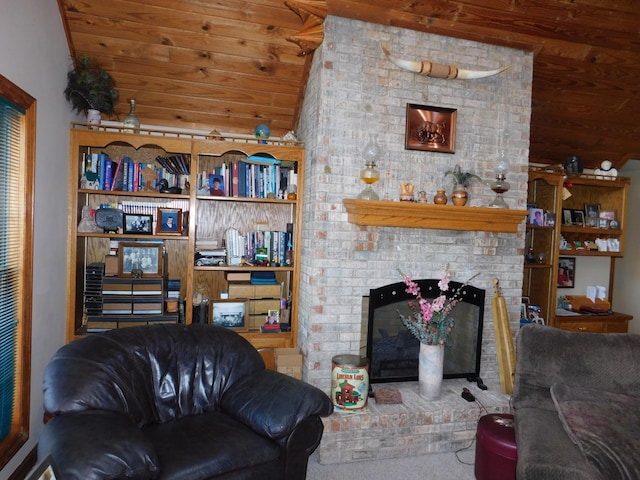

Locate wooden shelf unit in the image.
[66,125,304,349]
[526,166,631,330]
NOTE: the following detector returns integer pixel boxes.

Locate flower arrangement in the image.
[397,265,479,345]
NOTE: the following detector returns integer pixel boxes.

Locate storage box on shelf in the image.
[66,124,304,350]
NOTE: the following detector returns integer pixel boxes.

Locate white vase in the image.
[86,109,101,126]
[418,343,444,400]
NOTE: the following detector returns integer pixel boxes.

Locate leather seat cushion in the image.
[143,411,281,480]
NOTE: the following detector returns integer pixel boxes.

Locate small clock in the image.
[609,219,620,230]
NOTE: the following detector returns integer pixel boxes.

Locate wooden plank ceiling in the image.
[58,0,640,170]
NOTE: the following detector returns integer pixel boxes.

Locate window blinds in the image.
[0,96,24,441]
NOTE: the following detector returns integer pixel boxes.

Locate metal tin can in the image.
[331,355,369,410]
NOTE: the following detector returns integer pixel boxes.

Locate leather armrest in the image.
[220,370,333,439]
[37,410,160,480]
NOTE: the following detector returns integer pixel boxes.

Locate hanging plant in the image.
[64,55,119,115]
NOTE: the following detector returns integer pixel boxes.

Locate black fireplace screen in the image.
[365,279,485,383]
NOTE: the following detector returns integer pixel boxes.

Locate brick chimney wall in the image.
[296,16,534,393]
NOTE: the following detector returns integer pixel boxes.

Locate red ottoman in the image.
[474,413,517,480]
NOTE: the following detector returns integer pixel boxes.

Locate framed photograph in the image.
[598,217,609,229]
[562,208,573,226]
[266,309,280,325]
[118,242,163,277]
[156,208,182,235]
[527,305,545,325]
[585,203,600,216]
[572,210,585,226]
[544,212,556,227]
[26,454,59,480]
[211,299,249,332]
[528,208,544,226]
[209,174,225,196]
[599,210,615,220]
[558,257,576,288]
[123,213,153,235]
[405,103,457,153]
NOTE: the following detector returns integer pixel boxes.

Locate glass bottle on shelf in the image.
[123,99,140,132]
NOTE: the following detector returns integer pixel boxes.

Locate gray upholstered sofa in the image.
[513,324,640,480]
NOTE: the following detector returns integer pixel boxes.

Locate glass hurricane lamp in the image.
[357,135,381,200]
[486,157,511,208]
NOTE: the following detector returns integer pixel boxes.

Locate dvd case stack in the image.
[84,263,105,316]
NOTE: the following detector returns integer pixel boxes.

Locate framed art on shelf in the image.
[118,242,163,277]
[211,299,249,332]
[572,210,585,226]
[156,208,182,235]
[558,257,576,288]
[405,103,457,153]
[123,213,153,235]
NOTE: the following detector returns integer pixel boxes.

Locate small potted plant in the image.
[64,55,119,124]
[445,165,481,206]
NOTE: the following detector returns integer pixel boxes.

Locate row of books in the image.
[82,152,188,193]
[200,161,297,199]
[225,229,293,267]
[155,154,190,175]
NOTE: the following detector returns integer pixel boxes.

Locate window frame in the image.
[0,73,35,469]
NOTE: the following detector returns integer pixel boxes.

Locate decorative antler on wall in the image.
[382,45,511,80]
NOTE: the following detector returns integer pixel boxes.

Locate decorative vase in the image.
[433,190,447,205]
[123,99,140,132]
[418,343,444,400]
[451,184,468,206]
[86,109,101,126]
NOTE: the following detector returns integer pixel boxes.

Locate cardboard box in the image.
[275,347,303,379]
[228,283,281,299]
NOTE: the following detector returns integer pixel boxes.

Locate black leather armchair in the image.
[38,324,333,480]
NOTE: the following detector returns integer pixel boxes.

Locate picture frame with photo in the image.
[528,207,544,226]
[572,209,585,226]
[584,203,600,227]
[558,257,576,288]
[211,299,249,332]
[562,208,573,226]
[123,213,153,235]
[118,242,163,277]
[544,212,556,227]
[156,208,182,235]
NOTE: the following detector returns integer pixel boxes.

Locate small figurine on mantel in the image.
[400,183,414,201]
[594,160,618,179]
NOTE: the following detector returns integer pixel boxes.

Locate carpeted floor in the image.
[306,441,477,480]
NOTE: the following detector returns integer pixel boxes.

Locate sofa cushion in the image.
[43,324,265,426]
[143,410,280,480]
[514,406,600,480]
[38,410,160,480]
[551,383,640,480]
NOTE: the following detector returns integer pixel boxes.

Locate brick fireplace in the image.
[294,16,532,462]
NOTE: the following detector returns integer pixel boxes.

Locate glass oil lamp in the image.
[357,135,381,200]
[487,157,511,208]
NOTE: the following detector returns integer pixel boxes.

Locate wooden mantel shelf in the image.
[343,199,528,233]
